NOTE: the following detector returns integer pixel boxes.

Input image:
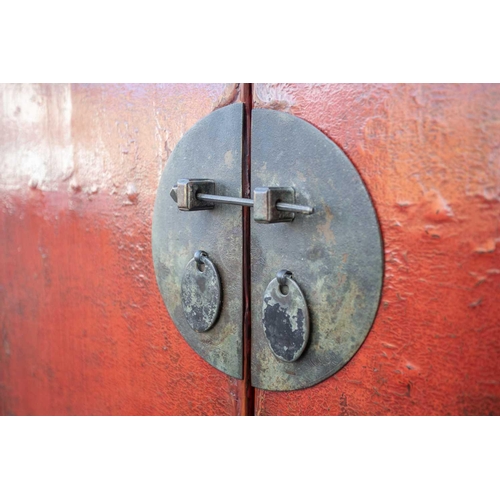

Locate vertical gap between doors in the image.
[238,83,255,416]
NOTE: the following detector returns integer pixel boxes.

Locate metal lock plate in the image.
[152,103,383,391]
[251,109,383,391]
[152,104,243,379]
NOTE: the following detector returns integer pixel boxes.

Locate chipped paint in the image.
[0,84,74,191]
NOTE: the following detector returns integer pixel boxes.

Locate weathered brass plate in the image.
[251,109,383,391]
[152,104,243,379]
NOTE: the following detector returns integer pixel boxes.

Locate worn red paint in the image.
[253,83,500,415]
[2,83,499,415]
[0,83,241,415]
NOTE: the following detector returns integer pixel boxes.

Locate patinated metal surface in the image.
[181,251,222,333]
[152,103,243,379]
[253,187,296,223]
[172,179,216,211]
[262,271,310,363]
[251,108,384,391]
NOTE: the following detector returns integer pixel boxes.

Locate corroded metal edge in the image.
[152,103,243,379]
[251,108,384,391]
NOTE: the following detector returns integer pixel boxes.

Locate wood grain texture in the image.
[0,83,242,415]
[253,83,500,415]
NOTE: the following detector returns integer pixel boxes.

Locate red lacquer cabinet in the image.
[1,83,499,415]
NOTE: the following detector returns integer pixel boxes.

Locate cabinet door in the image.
[0,84,244,415]
[2,84,499,416]
[253,83,500,416]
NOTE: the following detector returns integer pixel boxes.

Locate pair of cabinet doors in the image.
[0,83,499,415]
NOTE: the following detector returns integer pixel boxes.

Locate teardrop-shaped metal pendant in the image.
[181,250,222,333]
[262,270,310,363]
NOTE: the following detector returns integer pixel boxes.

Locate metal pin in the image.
[197,193,314,215]
[197,193,254,207]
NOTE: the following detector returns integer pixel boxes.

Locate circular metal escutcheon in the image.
[251,108,384,391]
[152,103,244,379]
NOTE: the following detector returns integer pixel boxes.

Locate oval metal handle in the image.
[181,250,222,333]
[262,270,310,362]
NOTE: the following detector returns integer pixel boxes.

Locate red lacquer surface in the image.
[254,84,500,415]
[0,83,242,415]
[2,84,499,415]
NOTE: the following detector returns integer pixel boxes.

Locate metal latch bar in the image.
[197,193,314,215]
[170,179,314,223]
[196,193,254,208]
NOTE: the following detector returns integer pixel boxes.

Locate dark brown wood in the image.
[237,83,255,416]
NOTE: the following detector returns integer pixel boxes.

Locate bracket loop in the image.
[276,269,293,287]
